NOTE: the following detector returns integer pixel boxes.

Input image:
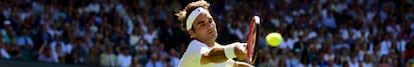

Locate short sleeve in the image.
[178,43,210,67]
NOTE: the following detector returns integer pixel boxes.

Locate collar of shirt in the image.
[191,40,220,47]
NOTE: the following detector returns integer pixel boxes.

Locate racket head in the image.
[246,16,260,64]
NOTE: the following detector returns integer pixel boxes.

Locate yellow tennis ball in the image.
[266,33,283,47]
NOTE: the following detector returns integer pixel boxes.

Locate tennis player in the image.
[175,0,253,67]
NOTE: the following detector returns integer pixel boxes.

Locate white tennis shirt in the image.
[178,40,234,67]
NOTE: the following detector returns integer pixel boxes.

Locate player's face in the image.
[190,11,217,43]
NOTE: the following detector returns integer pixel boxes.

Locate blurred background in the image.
[0,0,414,67]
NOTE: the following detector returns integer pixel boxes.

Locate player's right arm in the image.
[201,47,227,64]
[201,43,247,64]
[233,61,254,67]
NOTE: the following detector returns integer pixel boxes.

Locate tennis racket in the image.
[246,16,260,64]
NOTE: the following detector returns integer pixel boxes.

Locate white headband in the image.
[186,7,209,30]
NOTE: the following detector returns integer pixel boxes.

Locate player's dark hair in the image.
[175,0,210,32]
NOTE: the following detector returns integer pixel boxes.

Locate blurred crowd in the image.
[251,0,414,67]
[0,0,414,67]
[0,0,185,67]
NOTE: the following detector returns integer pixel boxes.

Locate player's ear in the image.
[188,30,196,38]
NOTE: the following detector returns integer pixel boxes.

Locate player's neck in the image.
[195,39,215,47]
[202,41,215,47]
[205,42,215,47]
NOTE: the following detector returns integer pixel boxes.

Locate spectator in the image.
[342,61,350,67]
[324,48,335,61]
[85,0,100,13]
[379,34,392,56]
[372,44,381,63]
[16,28,35,60]
[378,56,391,67]
[279,29,296,50]
[5,35,19,60]
[66,51,82,64]
[69,38,88,64]
[165,58,173,67]
[310,58,320,67]
[135,40,149,63]
[168,49,179,67]
[158,43,168,61]
[277,56,286,67]
[404,41,414,62]
[269,48,280,67]
[334,56,342,67]
[37,47,58,63]
[335,34,349,49]
[117,47,132,67]
[258,54,272,67]
[92,40,102,52]
[50,35,65,57]
[100,45,117,66]
[55,44,65,64]
[285,51,300,67]
[130,27,142,45]
[300,54,309,67]
[16,28,34,49]
[130,56,143,67]
[34,25,52,46]
[358,43,372,61]
[86,47,99,65]
[318,52,328,67]
[339,48,349,62]
[293,36,308,53]
[307,45,319,62]
[143,23,158,45]
[0,38,10,59]
[322,11,337,29]
[397,34,408,53]
[362,54,373,67]
[102,37,113,46]
[327,60,336,67]
[83,31,94,47]
[390,40,399,54]
[391,59,400,67]
[227,17,241,40]
[347,54,359,67]
[64,37,75,55]
[2,22,14,45]
[41,15,54,33]
[145,53,163,67]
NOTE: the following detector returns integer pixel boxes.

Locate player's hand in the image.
[232,42,247,60]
